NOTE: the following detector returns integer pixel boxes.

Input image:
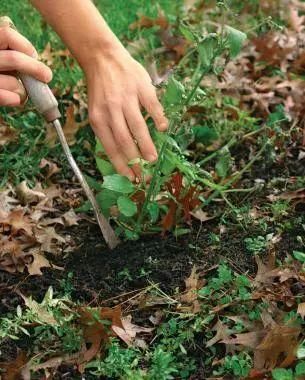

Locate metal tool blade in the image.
[52,119,120,249]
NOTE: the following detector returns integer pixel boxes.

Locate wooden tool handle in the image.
[0,16,61,122]
[19,74,61,122]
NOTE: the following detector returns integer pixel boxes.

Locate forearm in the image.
[30,0,126,71]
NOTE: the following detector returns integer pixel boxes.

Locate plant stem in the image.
[204,138,272,206]
[198,137,236,166]
[136,68,211,230]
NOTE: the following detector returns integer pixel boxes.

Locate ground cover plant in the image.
[1,0,305,379]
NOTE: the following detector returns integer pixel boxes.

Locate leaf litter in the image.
[0,173,81,275]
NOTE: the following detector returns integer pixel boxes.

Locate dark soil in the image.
[1,152,304,378]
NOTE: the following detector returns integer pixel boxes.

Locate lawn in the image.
[1,0,305,379]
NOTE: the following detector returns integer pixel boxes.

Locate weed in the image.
[244,235,267,254]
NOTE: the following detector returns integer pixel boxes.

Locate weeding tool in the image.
[1,17,120,249]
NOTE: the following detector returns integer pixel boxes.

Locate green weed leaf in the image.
[293,251,305,263]
[117,196,137,217]
[102,174,134,194]
[192,125,218,145]
[296,361,305,376]
[216,149,231,178]
[198,34,218,68]
[272,368,294,380]
[225,26,247,58]
[179,23,196,42]
[147,202,160,223]
[96,189,120,216]
[163,77,185,108]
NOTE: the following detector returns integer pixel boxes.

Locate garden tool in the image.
[0,16,120,249]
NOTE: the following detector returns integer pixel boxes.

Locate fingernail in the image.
[45,68,53,82]
[148,154,158,162]
[32,50,39,59]
[160,122,168,130]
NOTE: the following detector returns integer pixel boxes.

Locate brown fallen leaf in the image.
[206,320,231,347]
[62,209,79,227]
[222,330,267,350]
[36,226,66,253]
[178,266,205,313]
[16,181,46,205]
[289,4,305,32]
[19,292,58,325]
[190,209,216,223]
[112,315,153,346]
[27,251,51,276]
[0,119,17,146]
[0,209,34,236]
[0,351,28,380]
[254,324,301,370]
[39,158,61,179]
[297,302,305,319]
[63,104,87,146]
[129,10,168,30]
[78,305,124,371]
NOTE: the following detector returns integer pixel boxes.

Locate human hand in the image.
[0,25,52,107]
[85,47,168,181]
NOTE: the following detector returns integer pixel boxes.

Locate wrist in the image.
[79,33,129,74]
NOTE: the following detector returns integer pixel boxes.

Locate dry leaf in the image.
[254,324,301,370]
[222,330,266,350]
[36,226,66,253]
[0,351,28,380]
[16,181,46,205]
[19,293,57,325]
[112,315,153,346]
[289,5,305,32]
[297,302,305,319]
[190,209,215,222]
[129,10,168,30]
[206,320,231,347]
[39,158,61,179]
[27,251,51,276]
[63,104,86,146]
[0,119,17,146]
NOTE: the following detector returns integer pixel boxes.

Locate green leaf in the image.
[96,189,120,216]
[293,251,305,263]
[163,77,185,108]
[147,202,160,223]
[192,125,218,145]
[96,157,116,176]
[75,200,92,212]
[102,174,134,194]
[225,26,247,58]
[117,196,137,217]
[216,149,231,178]
[160,153,177,176]
[95,139,116,176]
[272,368,294,380]
[84,175,102,191]
[296,361,305,376]
[174,228,191,237]
[198,34,218,68]
[179,23,196,42]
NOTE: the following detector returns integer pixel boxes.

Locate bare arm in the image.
[30,0,168,180]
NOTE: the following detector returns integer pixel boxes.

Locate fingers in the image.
[0,74,26,103]
[124,99,158,162]
[90,113,135,181]
[0,88,20,106]
[139,85,168,132]
[0,27,38,58]
[110,111,142,162]
[0,50,52,83]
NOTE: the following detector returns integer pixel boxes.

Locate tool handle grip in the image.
[19,74,61,122]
